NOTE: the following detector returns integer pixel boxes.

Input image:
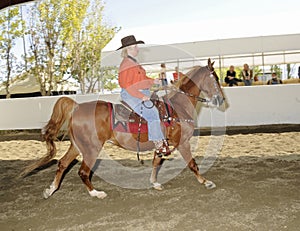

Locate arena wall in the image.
[0,84,299,130]
[197,84,300,128]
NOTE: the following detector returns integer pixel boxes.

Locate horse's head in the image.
[199,58,225,107]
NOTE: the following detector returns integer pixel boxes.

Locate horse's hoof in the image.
[96,191,107,199]
[152,182,164,191]
[43,189,51,199]
[204,180,216,189]
[43,182,56,199]
[89,189,107,199]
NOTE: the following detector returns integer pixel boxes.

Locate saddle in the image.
[108,93,175,134]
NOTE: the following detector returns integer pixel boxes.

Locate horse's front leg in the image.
[177,142,216,189]
[150,152,164,190]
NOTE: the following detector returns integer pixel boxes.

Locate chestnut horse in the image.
[22,59,225,199]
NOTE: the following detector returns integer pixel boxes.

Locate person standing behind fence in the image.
[242,63,253,86]
[159,63,168,86]
[225,65,242,86]
[172,66,184,84]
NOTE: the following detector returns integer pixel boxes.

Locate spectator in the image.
[241,63,253,86]
[225,65,242,86]
[267,73,282,85]
[159,63,168,86]
[298,66,300,79]
[172,66,184,83]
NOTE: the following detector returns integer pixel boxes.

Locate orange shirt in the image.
[118,56,154,99]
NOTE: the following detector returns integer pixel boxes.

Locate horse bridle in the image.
[208,67,225,104]
[172,88,209,103]
[141,66,223,116]
[171,66,223,103]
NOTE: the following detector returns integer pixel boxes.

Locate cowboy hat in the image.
[117,35,144,50]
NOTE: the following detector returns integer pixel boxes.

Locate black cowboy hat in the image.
[117,35,144,50]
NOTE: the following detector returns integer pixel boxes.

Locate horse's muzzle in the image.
[212,95,224,107]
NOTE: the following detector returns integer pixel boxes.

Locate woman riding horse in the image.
[21,51,225,199]
[118,35,170,156]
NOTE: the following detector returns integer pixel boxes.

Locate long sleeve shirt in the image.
[118,56,154,99]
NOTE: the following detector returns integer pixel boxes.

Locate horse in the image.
[21,58,225,199]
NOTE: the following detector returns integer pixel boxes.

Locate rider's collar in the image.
[127,55,137,63]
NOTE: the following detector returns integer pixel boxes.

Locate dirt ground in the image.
[0,131,300,231]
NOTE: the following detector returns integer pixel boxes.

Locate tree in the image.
[100,67,118,93]
[69,0,119,94]
[26,0,87,95]
[0,7,25,98]
[26,0,119,95]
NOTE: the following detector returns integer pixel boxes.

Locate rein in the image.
[136,104,144,165]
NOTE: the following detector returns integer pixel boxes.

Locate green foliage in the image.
[68,0,120,93]
[252,66,263,78]
[0,7,25,98]
[0,0,119,96]
[25,0,93,95]
[286,64,291,79]
[214,67,227,81]
[101,67,119,92]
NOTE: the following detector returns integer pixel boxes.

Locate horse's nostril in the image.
[213,96,224,106]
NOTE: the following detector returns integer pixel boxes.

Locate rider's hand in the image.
[142,96,150,101]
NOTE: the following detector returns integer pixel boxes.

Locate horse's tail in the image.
[20,97,78,177]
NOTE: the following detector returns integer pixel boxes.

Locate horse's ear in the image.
[208,58,214,70]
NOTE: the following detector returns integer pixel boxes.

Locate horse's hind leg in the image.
[43,144,79,199]
[78,145,107,199]
[178,142,216,189]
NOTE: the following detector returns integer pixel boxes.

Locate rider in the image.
[117,35,171,156]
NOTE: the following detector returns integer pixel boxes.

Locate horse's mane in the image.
[174,66,202,90]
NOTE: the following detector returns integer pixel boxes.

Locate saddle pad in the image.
[107,102,172,134]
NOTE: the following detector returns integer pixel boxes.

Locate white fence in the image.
[0,84,299,131]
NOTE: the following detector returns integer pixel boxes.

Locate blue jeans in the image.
[120,89,164,141]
